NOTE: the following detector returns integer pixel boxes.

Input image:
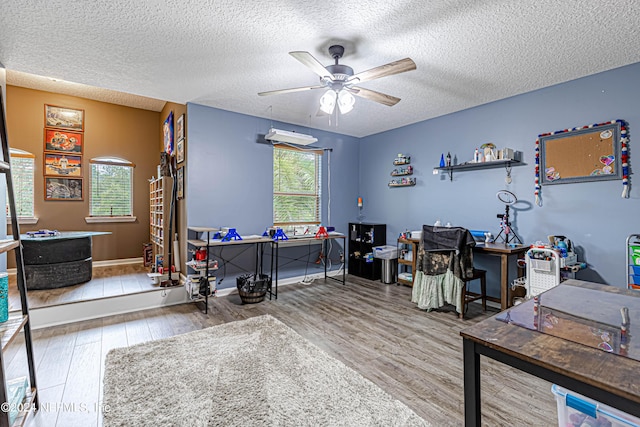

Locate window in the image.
[273,145,322,225]
[89,157,135,217]
[6,149,35,221]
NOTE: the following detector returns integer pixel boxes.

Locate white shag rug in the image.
[103,315,429,427]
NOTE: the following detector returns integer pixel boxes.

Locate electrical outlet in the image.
[339,251,344,263]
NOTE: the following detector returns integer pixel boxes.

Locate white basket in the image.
[531,259,553,272]
[526,248,561,297]
[373,245,398,259]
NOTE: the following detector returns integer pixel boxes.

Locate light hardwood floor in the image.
[8,264,153,309]
[7,275,558,426]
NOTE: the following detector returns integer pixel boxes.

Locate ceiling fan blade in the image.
[258,85,325,96]
[346,86,401,107]
[289,51,336,80]
[347,58,416,84]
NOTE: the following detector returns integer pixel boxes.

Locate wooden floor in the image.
[8,264,154,309]
[6,274,558,426]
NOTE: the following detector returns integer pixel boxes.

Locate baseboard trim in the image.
[7,257,145,276]
[29,286,189,329]
[28,269,345,328]
[93,257,144,267]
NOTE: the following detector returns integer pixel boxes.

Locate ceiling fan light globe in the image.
[338,90,355,114]
[320,90,337,114]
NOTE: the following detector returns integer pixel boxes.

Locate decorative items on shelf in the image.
[390,154,415,187]
[393,153,410,165]
[388,177,416,187]
[391,165,413,176]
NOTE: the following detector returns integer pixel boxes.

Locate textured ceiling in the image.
[2,0,640,137]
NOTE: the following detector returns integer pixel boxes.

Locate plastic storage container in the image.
[552,384,640,427]
[631,245,640,265]
[373,245,398,259]
[0,272,8,323]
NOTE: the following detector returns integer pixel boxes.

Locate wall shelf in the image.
[388,180,416,187]
[391,169,413,177]
[390,154,416,187]
[434,159,524,181]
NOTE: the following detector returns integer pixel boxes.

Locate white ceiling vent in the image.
[265,128,318,146]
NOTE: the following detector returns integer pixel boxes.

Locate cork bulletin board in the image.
[539,121,622,185]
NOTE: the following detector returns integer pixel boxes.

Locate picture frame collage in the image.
[44,104,85,200]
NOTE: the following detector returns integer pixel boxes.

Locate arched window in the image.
[7,148,37,223]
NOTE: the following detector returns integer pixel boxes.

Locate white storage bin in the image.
[373,245,398,259]
[552,384,640,427]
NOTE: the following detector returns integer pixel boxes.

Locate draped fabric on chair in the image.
[411,225,476,315]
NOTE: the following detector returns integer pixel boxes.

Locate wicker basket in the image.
[236,273,270,304]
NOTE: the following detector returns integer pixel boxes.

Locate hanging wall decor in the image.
[163,111,174,156]
[44,105,84,131]
[176,138,185,164]
[44,153,82,177]
[177,166,184,200]
[535,119,629,206]
[45,177,83,201]
[44,128,83,154]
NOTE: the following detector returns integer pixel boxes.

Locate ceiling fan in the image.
[258,45,416,114]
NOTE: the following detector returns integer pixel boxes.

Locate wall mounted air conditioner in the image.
[265,128,317,146]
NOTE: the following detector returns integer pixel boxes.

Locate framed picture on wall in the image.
[163,111,174,156]
[44,153,82,177]
[176,138,184,164]
[176,114,184,141]
[45,177,83,201]
[45,104,84,131]
[177,166,184,199]
[44,128,83,154]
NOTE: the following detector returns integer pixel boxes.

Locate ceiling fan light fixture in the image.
[337,90,355,114]
[320,89,337,114]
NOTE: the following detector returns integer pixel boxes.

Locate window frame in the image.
[86,156,136,223]
[6,148,38,224]
[272,143,322,227]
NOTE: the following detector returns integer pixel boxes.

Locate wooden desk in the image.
[473,243,528,310]
[460,280,640,426]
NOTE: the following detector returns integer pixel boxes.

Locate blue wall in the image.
[186,103,360,288]
[359,62,640,292]
[186,62,640,294]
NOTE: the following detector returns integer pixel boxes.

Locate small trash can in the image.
[381,259,397,284]
[373,245,399,284]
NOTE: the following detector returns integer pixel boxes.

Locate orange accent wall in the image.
[6,85,162,265]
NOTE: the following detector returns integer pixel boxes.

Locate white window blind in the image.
[90,157,134,216]
[7,149,35,218]
[273,144,322,225]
